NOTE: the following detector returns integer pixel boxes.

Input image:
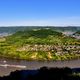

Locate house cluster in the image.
[17,44,80,55]
[72,34,80,39]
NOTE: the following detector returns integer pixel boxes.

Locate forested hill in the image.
[0,27,80,60]
[6,28,64,45]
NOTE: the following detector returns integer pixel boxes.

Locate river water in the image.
[0,58,80,76]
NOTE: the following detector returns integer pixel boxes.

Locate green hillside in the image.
[0,28,80,60]
[6,28,63,45]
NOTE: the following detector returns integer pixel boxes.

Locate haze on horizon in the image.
[0,0,80,26]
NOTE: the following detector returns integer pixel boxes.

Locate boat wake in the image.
[0,64,27,69]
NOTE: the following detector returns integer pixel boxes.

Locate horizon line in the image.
[0,26,80,27]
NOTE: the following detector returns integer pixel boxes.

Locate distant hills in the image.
[0,26,80,34]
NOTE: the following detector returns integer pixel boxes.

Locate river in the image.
[0,58,80,76]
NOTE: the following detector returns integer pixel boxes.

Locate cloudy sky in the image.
[0,0,80,26]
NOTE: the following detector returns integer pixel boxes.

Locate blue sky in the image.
[0,0,80,26]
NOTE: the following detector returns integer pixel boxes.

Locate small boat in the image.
[3,60,7,63]
[0,64,27,69]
